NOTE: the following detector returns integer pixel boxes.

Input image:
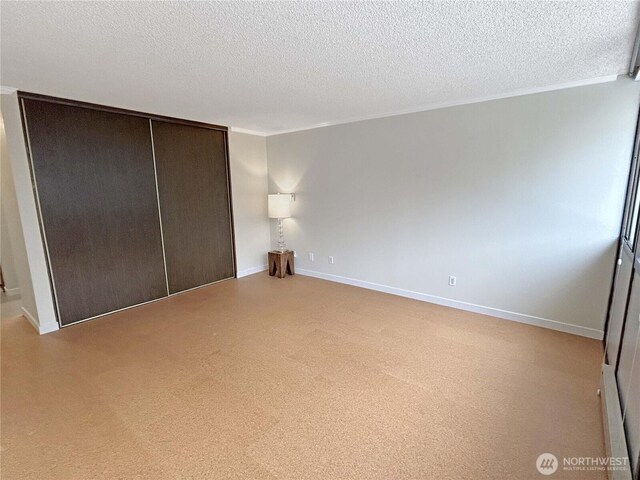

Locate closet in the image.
[20,93,235,326]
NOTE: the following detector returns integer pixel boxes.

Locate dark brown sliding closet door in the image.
[151,120,234,294]
[23,99,167,325]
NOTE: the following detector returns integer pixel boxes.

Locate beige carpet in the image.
[1,273,606,479]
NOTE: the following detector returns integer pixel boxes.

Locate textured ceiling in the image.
[1,1,639,134]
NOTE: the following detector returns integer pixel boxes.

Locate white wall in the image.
[1,112,25,318]
[1,93,58,333]
[228,131,270,276]
[266,79,640,338]
[0,198,20,292]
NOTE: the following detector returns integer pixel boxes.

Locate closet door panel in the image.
[23,99,167,325]
[606,243,634,367]
[617,269,640,476]
[151,121,234,294]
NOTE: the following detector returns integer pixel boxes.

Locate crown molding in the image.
[265,74,620,137]
[0,85,18,94]
[229,126,268,137]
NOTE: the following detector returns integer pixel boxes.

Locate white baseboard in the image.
[296,269,604,340]
[21,307,39,331]
[2,287,21,297]
[237,265,268,278]
[21,307,59,335]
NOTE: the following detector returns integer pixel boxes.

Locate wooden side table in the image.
[268,250,295,278]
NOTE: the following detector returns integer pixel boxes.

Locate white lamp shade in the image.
[268,194,292,218]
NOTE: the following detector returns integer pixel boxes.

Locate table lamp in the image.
[268,193,292,252]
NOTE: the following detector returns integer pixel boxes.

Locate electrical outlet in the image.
[448,276,457,286]
[293,250,297,258]
[309,252,315,262]
[328,256,334,264]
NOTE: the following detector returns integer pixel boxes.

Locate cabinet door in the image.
[23,99,167,325]
[151,120,234,294]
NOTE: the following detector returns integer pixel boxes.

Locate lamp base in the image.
[277,218,286,253]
